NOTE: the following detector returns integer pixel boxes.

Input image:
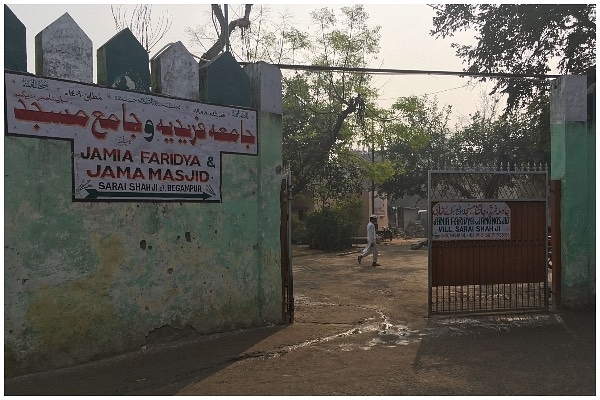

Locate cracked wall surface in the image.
[4,7,283,378]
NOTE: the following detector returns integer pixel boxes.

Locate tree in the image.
[197,4,252,64]
[379,95,454,200]
[186,5,302,65]
[377,88,552,201]
[450,94,551,170]
[443,94,551,199]
[111,5,172,52]
[281,6,382,197]
[186,5,384,199]
[430,4,596,112]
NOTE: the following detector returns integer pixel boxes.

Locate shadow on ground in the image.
[4,241,595,395]
[408,308,596,396]
[4,325,287,395]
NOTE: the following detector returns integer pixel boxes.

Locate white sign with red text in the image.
[5,72,258,202]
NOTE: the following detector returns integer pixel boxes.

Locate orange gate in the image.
[428,169,549,315]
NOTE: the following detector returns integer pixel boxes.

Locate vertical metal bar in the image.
[509,212,514,308]
[544,174,550,308]
[280,178,287,322]
[287,172,294,321]
[550,180,562,309]
[427,171,433,316]
[466,242,472,312]
[477,241,482,311]
[491,281,495,310]
[224,4,229,53]
[523,203,532,307]
[460,281,464,312]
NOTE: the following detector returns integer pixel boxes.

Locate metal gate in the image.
[280,173,294,322]
[428,167,549,315]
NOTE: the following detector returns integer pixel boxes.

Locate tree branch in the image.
[291,97,359,196]
[200,4,253,63]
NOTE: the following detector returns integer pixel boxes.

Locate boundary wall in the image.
[4,6,284,377]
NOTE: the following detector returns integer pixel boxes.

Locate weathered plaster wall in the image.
[4,143,282,376]
[4,7,284,378]
[550,75,595,308]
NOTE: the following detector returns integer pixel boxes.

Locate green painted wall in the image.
[4,8,283,377]
[550,76,595,308]
[5,117,283,377]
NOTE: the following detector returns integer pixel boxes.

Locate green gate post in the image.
[550,75,596,308]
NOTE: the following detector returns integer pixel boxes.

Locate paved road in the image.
[4,240,596,395]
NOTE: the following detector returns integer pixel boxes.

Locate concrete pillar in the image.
[244,61,283,319]
[550,75,595,308]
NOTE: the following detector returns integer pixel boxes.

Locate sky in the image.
[5,2,500,127]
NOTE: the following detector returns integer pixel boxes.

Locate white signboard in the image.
[431,202,511,240]
[374,196,386,216]
[5,72,258,202]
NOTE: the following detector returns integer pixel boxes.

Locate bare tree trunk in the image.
[291,96,361,196]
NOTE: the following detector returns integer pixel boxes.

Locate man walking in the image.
[358,214,381,267]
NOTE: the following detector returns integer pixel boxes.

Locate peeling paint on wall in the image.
[4,63,282,377]
[4,8,284,377]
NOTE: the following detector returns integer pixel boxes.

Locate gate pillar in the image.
[550,75,595,308]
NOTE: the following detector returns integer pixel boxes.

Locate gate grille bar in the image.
[428,169,549,315]
[431,283,547,314]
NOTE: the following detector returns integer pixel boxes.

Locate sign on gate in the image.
[428,170,548,315]
[431,201,511,240]
[4,71,258,202]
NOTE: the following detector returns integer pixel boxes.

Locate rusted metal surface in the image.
[550,180,561,310]
[280,177,294,322]
[428,170,549,315]
[431,202,547,286]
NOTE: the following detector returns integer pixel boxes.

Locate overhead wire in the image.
[237,62,562,80]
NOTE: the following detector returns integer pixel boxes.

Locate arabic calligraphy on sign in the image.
[431,202,511,241]
[4,71,259,202]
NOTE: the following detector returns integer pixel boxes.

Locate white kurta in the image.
[361,221,378,263]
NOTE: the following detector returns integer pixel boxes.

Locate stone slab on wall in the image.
[151,41,200,100]
[97,28,151,92]
[35,13,93,83]
[4,4,27,72]
[200,51,251,108]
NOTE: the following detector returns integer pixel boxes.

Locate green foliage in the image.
[361,159,396,186]
[430,4,596,112]
[291,214,309,245]
[379,95,453,200]
[281,5,382,198]
[450,95,551,169]
[307,149,366,207]
[304,199,362,250]
[378,92,551,201]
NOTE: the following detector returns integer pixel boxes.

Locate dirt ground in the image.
[4,238,596,396]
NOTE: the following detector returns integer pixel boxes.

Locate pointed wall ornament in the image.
[5,5,27,72]
[35,13,93,82]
